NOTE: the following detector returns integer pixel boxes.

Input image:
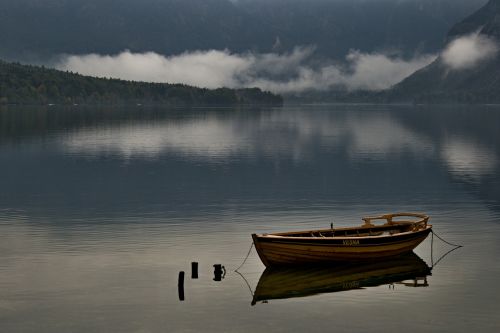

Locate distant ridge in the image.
[0,0,485,62]
[0,60,283,106]
[386,0,500,103]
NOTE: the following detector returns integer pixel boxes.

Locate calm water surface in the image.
[0,105,499,332]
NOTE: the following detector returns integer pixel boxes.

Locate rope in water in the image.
[430,229,463,248]
[431,245,462,269]
[234,241,254,272]
[234,270,255,297]
[430,229,463,268]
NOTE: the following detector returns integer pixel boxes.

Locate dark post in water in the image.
[213,264,225,282]
[191,262,199,279]
[178,271,185,301]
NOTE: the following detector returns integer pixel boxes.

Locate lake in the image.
[0,104,499,332]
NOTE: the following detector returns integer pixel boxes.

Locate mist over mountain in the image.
[387,0,500,103]
[52,47,436,94]
[0,0,486,63]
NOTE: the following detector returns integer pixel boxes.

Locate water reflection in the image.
[1,105,500,332]
[441,138,498,182]
[58,108,436,161]
[62,119,249,160]
[1,105,499,217]
[251,252,431,305]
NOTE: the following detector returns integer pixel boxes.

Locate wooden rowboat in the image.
[251,252,431,305]
[252,213,432,267]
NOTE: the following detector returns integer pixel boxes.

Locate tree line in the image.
[0,60,282,106]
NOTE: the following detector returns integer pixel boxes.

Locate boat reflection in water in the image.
[251,252,431,305]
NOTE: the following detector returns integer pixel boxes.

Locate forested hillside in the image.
[0,60,282,105]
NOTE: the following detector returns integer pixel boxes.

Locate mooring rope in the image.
[430,229,463,268]
[431,230,434,266]
[430,229,463,248]
[234,241,257,300]
[234,270,255,298]
[234,241,254,272]
[431,245,462,269]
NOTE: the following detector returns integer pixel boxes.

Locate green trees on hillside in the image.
[0,60,282,106]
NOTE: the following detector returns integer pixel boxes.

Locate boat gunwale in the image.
[254,225,432,241]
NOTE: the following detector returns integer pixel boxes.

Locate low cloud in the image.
[56,48,435,93]
[251,51,435,92]
[442,33,498,70]
[57,49,251,89]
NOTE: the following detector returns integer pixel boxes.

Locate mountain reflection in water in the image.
[1,105,499,332]
[251,252,431,305]
[1,105,499,218]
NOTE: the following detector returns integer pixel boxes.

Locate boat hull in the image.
[252,226,431,267]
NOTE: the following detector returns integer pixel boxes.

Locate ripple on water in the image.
[0,105,499,332]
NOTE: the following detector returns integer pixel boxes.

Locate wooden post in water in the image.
[191,262,199,279]
[213,264,224,281]
[178,271,185,301]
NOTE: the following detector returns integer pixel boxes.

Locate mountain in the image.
[388,0,500,103]
[0,0,486,62]
[0,60,283,105]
